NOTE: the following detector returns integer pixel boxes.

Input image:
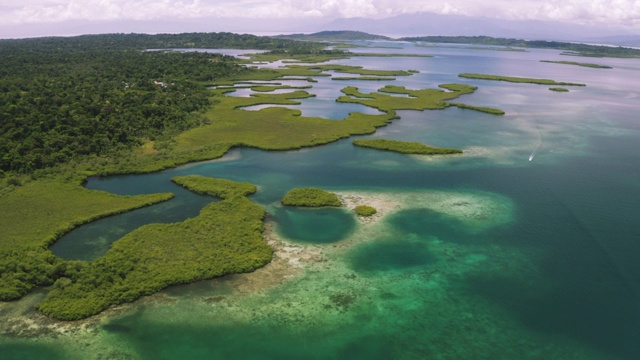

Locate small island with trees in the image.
[458,73,586,86]
[354,205,378,217]
[281,188,343,207]
[539,60,612,69]
[353,139,463,155]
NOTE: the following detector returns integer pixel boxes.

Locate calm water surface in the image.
[4,42,640,359]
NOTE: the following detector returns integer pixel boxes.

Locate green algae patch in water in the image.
[0,342,70,360]
[346,235,437,273]
[274,207,356,244]
[99,305,401,360]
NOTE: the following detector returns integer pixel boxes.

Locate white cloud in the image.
[0,0,638,29]
[533,0,640,27]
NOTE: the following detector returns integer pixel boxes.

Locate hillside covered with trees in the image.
[274,30,390,41]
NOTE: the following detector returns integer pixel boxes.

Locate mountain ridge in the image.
[269,32,640,58]
[318,12,639,44]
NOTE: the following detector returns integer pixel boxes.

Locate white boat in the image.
[529,153,535,161]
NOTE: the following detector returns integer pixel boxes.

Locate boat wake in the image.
[529,130,542,162]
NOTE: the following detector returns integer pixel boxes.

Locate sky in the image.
[1,0,639,39]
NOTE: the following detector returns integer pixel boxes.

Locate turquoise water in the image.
[273,207,356,243]
[2,43,640,359]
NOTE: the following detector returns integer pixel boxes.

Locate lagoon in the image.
[3,42,640,359]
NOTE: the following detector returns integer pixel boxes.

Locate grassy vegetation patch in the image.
[350,53,433,58]
[209,67,330,86]
[92,143,235,176]
[355,205,377,217]
[312,64,414,77]
[250,85,313,92]
[459,73,586,86]
[0,247,64,301]
[242,51,350,63]
[281,188,342,207]
[168,89,396,155]
[353,139,462,155]
[36,177,272,320]
[332,77,396,81]
[230,89,317,108]
[211,64,414,87]
[540,60,612,69]
[447,102,505,115]
[0,179,173,250]
[337,84,478,112]
[172,175,257,199]
[549,87,570,92]
[172,73,470,162]
[417,44,527,52]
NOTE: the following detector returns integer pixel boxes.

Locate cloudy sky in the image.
[1,0,639,38]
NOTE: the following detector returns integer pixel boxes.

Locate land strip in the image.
[458,73,586,86]
[353,139,462,155]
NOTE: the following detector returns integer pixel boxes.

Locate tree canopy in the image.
[0,33,326,174]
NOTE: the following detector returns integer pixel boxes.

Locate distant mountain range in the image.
[274,31,389,42]
[316,12,640,46]
[274,32,640,58]
[3,11,639,46]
